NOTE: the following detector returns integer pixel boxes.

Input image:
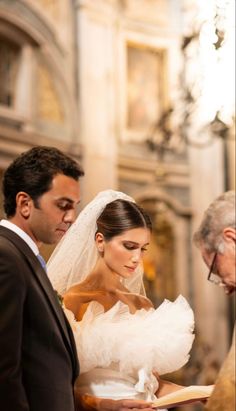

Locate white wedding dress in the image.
[64,295,194,406]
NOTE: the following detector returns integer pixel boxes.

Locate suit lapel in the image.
[31,261,79,378]
[28,252,78,369]
[0,226,79,377]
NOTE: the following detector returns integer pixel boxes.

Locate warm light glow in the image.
[183,0,235,135]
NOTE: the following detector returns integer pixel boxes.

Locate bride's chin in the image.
[122,271,135,278]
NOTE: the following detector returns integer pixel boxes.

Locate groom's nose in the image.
[63,208,77,224]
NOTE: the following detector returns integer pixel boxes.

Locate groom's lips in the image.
[56,228,67,235]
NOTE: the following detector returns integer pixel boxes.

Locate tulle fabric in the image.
[65,295,194,400]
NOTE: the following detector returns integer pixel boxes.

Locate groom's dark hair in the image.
[2,146,84,217]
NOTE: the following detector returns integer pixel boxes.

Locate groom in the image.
[0,146,153,411]
[0,146,83,411]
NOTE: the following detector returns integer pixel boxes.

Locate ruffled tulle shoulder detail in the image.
[64,295,194,377]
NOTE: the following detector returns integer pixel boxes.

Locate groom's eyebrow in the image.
[57,197,81,205]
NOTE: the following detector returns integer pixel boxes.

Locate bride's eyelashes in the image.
[122,242,148,252]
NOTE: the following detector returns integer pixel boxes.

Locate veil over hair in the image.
[47,190,146,296]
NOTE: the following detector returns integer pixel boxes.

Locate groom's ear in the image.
[16,192,33,219]
[95,232,105,253]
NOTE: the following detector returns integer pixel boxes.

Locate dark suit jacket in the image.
[0,226,79,411]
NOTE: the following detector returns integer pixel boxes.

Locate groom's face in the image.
[27,173,81,245]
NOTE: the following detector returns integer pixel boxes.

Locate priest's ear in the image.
[223,227,236,244]
[16,192,33,219]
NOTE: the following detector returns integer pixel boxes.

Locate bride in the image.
[48,190,195,410]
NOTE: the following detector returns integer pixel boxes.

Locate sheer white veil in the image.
[47,189,146,296]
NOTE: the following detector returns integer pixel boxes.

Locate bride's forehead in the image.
[115,227,150,241]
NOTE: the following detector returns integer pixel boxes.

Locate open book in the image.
[152,385,214,409]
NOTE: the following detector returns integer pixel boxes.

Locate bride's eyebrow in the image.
[123,240,149,246]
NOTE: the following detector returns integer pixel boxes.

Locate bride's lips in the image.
[125,266,137,272]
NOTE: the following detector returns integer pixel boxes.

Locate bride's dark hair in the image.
[96,199,152,241]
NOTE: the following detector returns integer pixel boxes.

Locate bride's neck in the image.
[85,259,123,291]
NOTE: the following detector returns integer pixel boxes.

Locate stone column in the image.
[75,1,118,205]
[15,45,35,128]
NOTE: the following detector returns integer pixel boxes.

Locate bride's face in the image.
[96,227,150,279]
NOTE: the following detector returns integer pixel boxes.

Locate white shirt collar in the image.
[0,219,39,256]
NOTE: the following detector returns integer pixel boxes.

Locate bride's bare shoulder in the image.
[63,283,106,320]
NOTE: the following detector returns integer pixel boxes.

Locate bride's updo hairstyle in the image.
[96,199,152,241]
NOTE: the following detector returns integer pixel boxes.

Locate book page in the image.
[152,385,214,409]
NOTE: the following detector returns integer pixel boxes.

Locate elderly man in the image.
[193,190,235,411]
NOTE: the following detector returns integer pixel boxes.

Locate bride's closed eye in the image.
[123,242,148,252]
[123,242,138,250]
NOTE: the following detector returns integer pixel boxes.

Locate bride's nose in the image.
[131,250,141,263]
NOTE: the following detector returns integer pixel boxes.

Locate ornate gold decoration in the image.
[36,64,64,124]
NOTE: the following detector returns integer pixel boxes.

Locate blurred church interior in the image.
[0,1,235,409]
